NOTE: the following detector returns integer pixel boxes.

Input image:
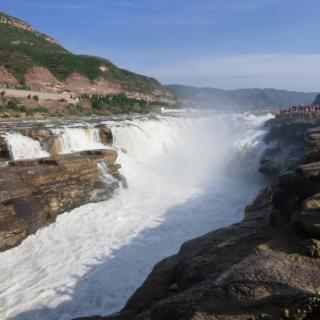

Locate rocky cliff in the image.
[78,117,320,320]
[0,149,120,252]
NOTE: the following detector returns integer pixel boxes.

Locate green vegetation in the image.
[28,106,48,114]
[0,97,48,117]
[85,94,150,114]
[0,12,166,95]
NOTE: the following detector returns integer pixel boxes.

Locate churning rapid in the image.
[0,113,272,320]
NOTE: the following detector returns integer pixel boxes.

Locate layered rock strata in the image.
[0,149,120,251]
[0,124,113,161]
[78,117,320,320]
[0,65,176,105]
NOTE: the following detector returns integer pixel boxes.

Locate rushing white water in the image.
[0,113,272,320]
[4,133,49,160]
[2,127,107,160]
[52,127,106,154]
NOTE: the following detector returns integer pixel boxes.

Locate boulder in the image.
[297,161,320,179]
[279,170,320,196]
[98,127,113,144]
[292,210,320,238]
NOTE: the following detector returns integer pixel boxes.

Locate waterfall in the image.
[4,132,49,160]
[97,161,119,189]
[52,127,106,154]
[0,112,273,320]
[1,127,108,161]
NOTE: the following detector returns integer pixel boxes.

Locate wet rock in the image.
[292,210,320,238]
[259,119,309,176]
[304,147,320,163]
[98,127,113,144]
[292,194,320,239]
[279,170,320,196]
[0,136,10,161]
[297,161,320,179]
[303,194,320,211]
[306,239,320,258]
[0,149,120,251]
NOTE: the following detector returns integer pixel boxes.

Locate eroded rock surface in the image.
[0,149,120,251]
[259,118,315,176]
[0,66,19,88]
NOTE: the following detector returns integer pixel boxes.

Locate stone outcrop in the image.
[95,125,113,144]
[65,73,122,96]
[259,118,316,176]
[0,149,120,251]
[24,66,64,93]
[0,13,58,45]
[77,117,320,320]
[0,66,19,88]
[0,136,10,162]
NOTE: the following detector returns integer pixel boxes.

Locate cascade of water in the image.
[0,112,273,320]
[4,132,49,160]
[97,161,119,186]
[52,127,106,154]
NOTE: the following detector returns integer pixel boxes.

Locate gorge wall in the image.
[78,116,320,320]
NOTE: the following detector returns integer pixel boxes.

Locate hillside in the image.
[167,84,318,110]
[314,93,320,104]
[0,12,175,114]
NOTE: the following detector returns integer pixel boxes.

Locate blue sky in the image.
[2,0,320,91]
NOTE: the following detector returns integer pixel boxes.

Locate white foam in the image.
[4,132,49,160]
[52,127,106,154]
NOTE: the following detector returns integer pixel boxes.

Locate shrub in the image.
[7,98,20,111]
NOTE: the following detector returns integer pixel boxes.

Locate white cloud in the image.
[136,54,320,91]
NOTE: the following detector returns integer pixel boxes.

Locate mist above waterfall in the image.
[0,113,272,320]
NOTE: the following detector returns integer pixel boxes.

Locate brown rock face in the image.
[0,136,10,161]
[24,66,64,93]
[95,126,113,144]
[0,66,19,88]
[65,73,123,96]
[0,149,120,251]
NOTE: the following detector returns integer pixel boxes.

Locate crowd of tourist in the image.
[277,104,320,119]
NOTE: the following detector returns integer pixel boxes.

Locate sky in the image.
[1,0,320,91]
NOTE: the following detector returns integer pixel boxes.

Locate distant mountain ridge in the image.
[167,84,318,110]
[0,12,175,105]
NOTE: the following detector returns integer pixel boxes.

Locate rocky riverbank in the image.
[78,117,320,320]
[0,149,120,251]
